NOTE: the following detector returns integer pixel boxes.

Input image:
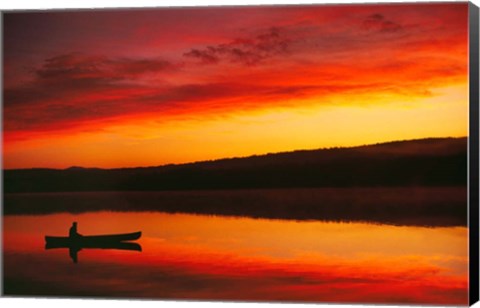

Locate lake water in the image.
[3,206,468,305]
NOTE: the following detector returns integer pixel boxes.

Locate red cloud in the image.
[3,3,468,141]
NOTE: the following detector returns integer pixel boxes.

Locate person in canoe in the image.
[69,222,83,239]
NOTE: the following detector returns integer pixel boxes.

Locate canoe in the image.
[45,231,141,246]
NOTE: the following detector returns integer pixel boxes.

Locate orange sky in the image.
[3,3,469,169]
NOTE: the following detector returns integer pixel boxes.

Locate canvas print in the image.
[1,2,475,305]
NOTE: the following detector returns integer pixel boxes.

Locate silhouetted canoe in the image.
[45,231,141,246]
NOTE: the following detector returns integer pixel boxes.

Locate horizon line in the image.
[3,135,468,172]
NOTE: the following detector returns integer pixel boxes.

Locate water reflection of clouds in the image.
[3,245,468,304]
[3,212,468,305]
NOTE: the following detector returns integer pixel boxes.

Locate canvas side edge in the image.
[469,1,480,306]
[0,10,4,298]
[0,9,5,298]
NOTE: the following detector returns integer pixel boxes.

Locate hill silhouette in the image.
[4,137,467,193]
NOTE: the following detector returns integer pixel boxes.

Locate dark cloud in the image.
[4,53,173,107]
[362,14,403,33]
[183,27,290,65]
[35,53,173,82]
[35,53,105,81]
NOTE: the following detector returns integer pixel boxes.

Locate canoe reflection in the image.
[45,240,142,263]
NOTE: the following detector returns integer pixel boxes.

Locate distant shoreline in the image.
[3,187,467,227]
[3,137,467,193]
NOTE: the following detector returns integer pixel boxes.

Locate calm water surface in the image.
[3,209,468,305]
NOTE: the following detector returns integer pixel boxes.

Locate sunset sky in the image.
[3,3,469,169]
